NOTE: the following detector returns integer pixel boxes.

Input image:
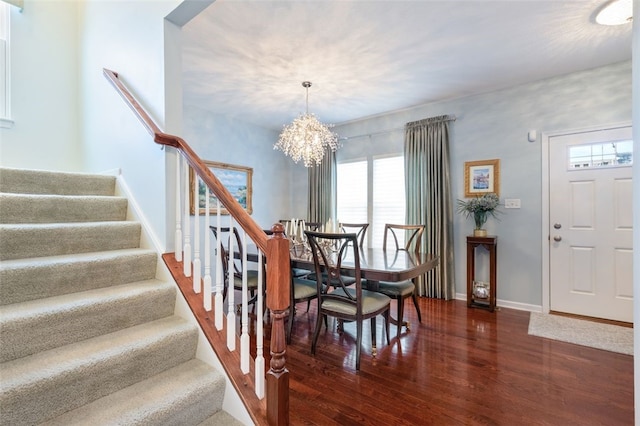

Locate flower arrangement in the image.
[456,193,501,231]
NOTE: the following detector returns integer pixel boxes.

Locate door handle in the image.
[554,223,562,229]
[553,235,562,242]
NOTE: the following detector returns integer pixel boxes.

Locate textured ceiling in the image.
[181,0,633,131]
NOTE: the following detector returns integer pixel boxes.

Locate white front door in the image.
[548,126,633,322]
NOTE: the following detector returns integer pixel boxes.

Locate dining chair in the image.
[278,220,317,278]
[383,223,425,252]
[305,223,369,285]
[304,221,321,231]
[339,223,369,247]
[375,223,425,337]
[209,226,261,304]
[305,230,391,370]
[286,275,318,344]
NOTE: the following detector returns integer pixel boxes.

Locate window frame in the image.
[0,1,12,128]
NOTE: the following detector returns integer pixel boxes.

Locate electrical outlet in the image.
[504,198,521,209]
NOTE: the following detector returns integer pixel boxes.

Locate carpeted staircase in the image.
[0,167,240,425]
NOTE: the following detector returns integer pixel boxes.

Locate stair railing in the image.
[104,68,290,426]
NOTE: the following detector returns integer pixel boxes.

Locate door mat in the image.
[528,312,633,356]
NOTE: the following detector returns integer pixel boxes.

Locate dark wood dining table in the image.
[289,245,439,290]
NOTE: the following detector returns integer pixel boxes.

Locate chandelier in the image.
[274,81,339,167]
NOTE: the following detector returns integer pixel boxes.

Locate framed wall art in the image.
[464,159,500,197]
[189,160,253,215]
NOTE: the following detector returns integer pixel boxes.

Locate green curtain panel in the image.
[307,150,336,224]
[404,115,455,299]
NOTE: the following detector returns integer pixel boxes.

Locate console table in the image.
[466,235,497,312]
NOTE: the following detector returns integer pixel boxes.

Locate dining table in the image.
[289,244,439,330]
[289,244,439,290]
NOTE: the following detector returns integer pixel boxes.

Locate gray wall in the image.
[183,104,294,230]
[304,60,632,309]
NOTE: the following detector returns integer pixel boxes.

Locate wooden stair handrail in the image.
[104,68,290,425]
[103,68,268,252]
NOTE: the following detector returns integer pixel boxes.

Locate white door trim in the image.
[541,121,632,315]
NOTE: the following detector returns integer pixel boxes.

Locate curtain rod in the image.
[340,115,456,141]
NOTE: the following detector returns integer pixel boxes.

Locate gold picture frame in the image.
[189,160,253,215]
[464,159,500,197]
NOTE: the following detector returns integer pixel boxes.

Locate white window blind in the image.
[337,160,368,224]
[337,154,405,247]
[372,155,405,248]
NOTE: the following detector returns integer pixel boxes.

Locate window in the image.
[0,1,11,127]
[337,154,405,248]
[336,159,367,223]
[568,140,633,169]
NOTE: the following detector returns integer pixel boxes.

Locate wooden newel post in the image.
[266,223,290,425]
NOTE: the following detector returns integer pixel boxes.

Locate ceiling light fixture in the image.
[274,81,339,167]
[595,0,633,25]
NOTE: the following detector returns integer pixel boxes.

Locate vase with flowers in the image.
[457,193,501,237]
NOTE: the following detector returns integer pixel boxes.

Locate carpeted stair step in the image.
[0,279,176,362]
[41,359,227,426]
[0,248,158,305]
[0,167,116,196]
[0,316,199,426]
[0,193,128,224]
[198,411,245,425]
[0,221,141,260]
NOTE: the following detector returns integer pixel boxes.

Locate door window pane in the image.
[568,140,633,169]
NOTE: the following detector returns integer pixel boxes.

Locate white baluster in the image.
[215,198,223,329]
[227,216,236,351]
[175,153,182,262]
[241,229,250,374]
[203,186,212,311]
[254,249,265,399]
[183,164,192,277]
[193,175,201,293]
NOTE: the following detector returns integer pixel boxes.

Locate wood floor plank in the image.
[265,297,633,425]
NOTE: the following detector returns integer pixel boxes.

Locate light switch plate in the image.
[504,198,521,209]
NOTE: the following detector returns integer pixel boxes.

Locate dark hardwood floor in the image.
[263,297,633,425]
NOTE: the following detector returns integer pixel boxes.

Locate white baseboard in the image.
[455,292,542,313]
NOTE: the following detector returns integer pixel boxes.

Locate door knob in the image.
[554,223,562,229]
[553,235,562,242]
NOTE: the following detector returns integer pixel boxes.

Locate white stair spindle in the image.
[203,186,212,311]
[227,216,236,351]
[183,164,192,277]
[192,175,201,293]
[241,229,250,374]
[175,153,183,262]
[215,198,223,329]
[254,249,265,399]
